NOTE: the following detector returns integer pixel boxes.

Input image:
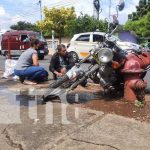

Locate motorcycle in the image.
[43,23,150,107]
[42,26,126,100]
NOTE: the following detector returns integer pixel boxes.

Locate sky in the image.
[0,0,140,31]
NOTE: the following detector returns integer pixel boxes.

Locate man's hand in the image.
[61,67,67,74]
[54,71,63,77]
[56,72,63,77]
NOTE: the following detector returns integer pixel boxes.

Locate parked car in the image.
[1,30,48,59]
[67,32,104,62]
[67,32,142,62]
[0,31,5,55]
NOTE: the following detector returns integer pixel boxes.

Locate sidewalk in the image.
[0,73,150,150]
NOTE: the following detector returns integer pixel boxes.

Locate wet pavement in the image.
[1,55,150,149]
[81,94,150,123]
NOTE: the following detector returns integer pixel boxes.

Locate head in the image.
[30,38,40,50]
[57,44,67,56]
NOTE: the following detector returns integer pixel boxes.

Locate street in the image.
[1,55,150,88]
[0,55,150,149]
[1,0,150,149]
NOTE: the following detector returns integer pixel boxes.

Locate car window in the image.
[76,34,90,42]
[93,34,104,42]
[147,43,150,48]
[20,34,28,42]
[111,35,120,41]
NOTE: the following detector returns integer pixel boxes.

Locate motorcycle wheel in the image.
[80,79,87,87]
[49,75,69,88]
[89,69,100,84]
[69,51,79,63]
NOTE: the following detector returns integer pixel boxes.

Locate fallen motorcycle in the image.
[43,26,150,107]
[42,27,124,100]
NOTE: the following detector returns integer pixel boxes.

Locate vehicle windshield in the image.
[37,34,46,42]
[111,35,121,41]
[29,33,46,42]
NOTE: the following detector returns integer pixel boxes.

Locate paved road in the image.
[1,56,150,149]
[0,55,150,88]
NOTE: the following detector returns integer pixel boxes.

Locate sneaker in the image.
[19,76,25,83]
[23,80,37,85]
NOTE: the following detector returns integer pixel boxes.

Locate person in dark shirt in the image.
[49,44,75,79]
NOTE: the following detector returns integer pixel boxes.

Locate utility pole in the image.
[108,0,111,32]
[38,0,43,37]
[39,0,43,21]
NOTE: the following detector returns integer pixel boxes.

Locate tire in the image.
[38,55,44,60]
[4,51,10,59]
[49,75,69,88]
[69,51,79,63]
[80,79,87,87]
[89,69,100,84]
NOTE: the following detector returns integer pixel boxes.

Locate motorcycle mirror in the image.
[109,24,119,36]
[118,0,125,11]
[109,19,119,34]
[112,15,119,27]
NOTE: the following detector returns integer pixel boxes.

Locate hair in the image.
[57,44,66,52]
[30,38,40,47]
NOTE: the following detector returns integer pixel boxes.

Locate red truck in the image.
[1,30,48,59]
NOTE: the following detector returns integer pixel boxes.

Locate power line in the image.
[12,2,75,20]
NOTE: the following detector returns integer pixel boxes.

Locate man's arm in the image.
[66,53,75,70]
[49,55,56,73]
[49,55,63,77]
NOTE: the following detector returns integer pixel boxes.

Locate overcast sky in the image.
[0,0,139,31]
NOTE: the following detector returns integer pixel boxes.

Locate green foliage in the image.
[128,0,150,21]
[65,14,107,37]
[36,7,76,43]
[10,21,40,32]
[124,0,150,38]
[36,7,108,42]
[124,12,150,37]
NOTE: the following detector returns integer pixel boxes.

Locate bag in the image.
[3,59,19,80]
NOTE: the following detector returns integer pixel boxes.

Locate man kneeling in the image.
[49,44,75,79]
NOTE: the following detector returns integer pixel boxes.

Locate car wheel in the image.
[70,51,79,63]
[38,55,44,60]
[4,51,10,59]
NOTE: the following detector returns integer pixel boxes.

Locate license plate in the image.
[40,50,44,53]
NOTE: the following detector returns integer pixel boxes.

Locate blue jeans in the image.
[14,66,48,82]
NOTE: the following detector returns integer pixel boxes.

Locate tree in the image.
[10,21,40,32]
[66,14,107,36]
[124,0,150,38]
[124,12,150,37]
[128,0,150,21]
[36,7,76,43]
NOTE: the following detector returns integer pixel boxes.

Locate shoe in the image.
[23,80,37,85]
[19,76,25,83]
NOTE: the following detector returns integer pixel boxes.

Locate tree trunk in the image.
[59,35,62,44]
